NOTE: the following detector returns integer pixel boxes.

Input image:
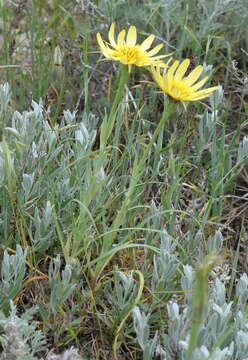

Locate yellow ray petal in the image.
[117,29,126,46]
[174,59,190,80]
[150,66,159,80]
[151,67,164,89]
[190,76,209,91]
[186,93,214,101]
[96,33,105,48]
[167,60,179,81]
[192,86,218,97]
[184,65,203,86]
[185,86,218,101]
[126,26,137,46]
[147,44,164,57]
[96,33,111,58]
[166,61,180,91]
[108,23,116,48]
[140,34,155,51]
[107,49,119,59]
[160,67,170,90]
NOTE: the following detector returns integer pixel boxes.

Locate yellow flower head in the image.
[151,59,218,102]
[96,23,171,70]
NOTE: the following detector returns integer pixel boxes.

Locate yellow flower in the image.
[96,23,170,70]
[151,59,218,101]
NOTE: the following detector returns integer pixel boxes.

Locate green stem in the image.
[186,254,220,359]
[136,101,175,175]
[95,100,175,278]
[100,65,129,149]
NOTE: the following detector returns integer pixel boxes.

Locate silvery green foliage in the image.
[0,302,82,360]
[0,302,46,360]
[237,136,248,163]
[32,201,53,251]
[196,109,218,156]
[234,331,248,360]
[131,235,248,360]
[201,278,233,348]
[1,93,99,249]
[210,86,224,111]
[151,231,179,298]
[164,301,189,358]
[191,345,233,360]
[48,255,76,314]
[181,265,194,302]
[106,271,138,324]
[0,83,10,114]
[0,143,3,185]
[46,347,82,360]
[158,272,248,360]
[207,230,223,254]
[236,273,248,312]
[194,84,237,217]
[0,245,27,308]
[184,230,205,256]
[196,86,223,158]
[132,306,158,360]
[75,121,96,152]
[145,200,163,244]
[21,172,35,201]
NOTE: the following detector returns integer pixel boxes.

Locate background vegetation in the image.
[0,0,248,359]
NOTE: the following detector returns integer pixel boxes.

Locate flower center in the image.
[171,79,193,98]
[116,45,141,64]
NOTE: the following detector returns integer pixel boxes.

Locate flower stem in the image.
[100,65,129,149]
[136,100,175,174]
[95,100,175,278]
